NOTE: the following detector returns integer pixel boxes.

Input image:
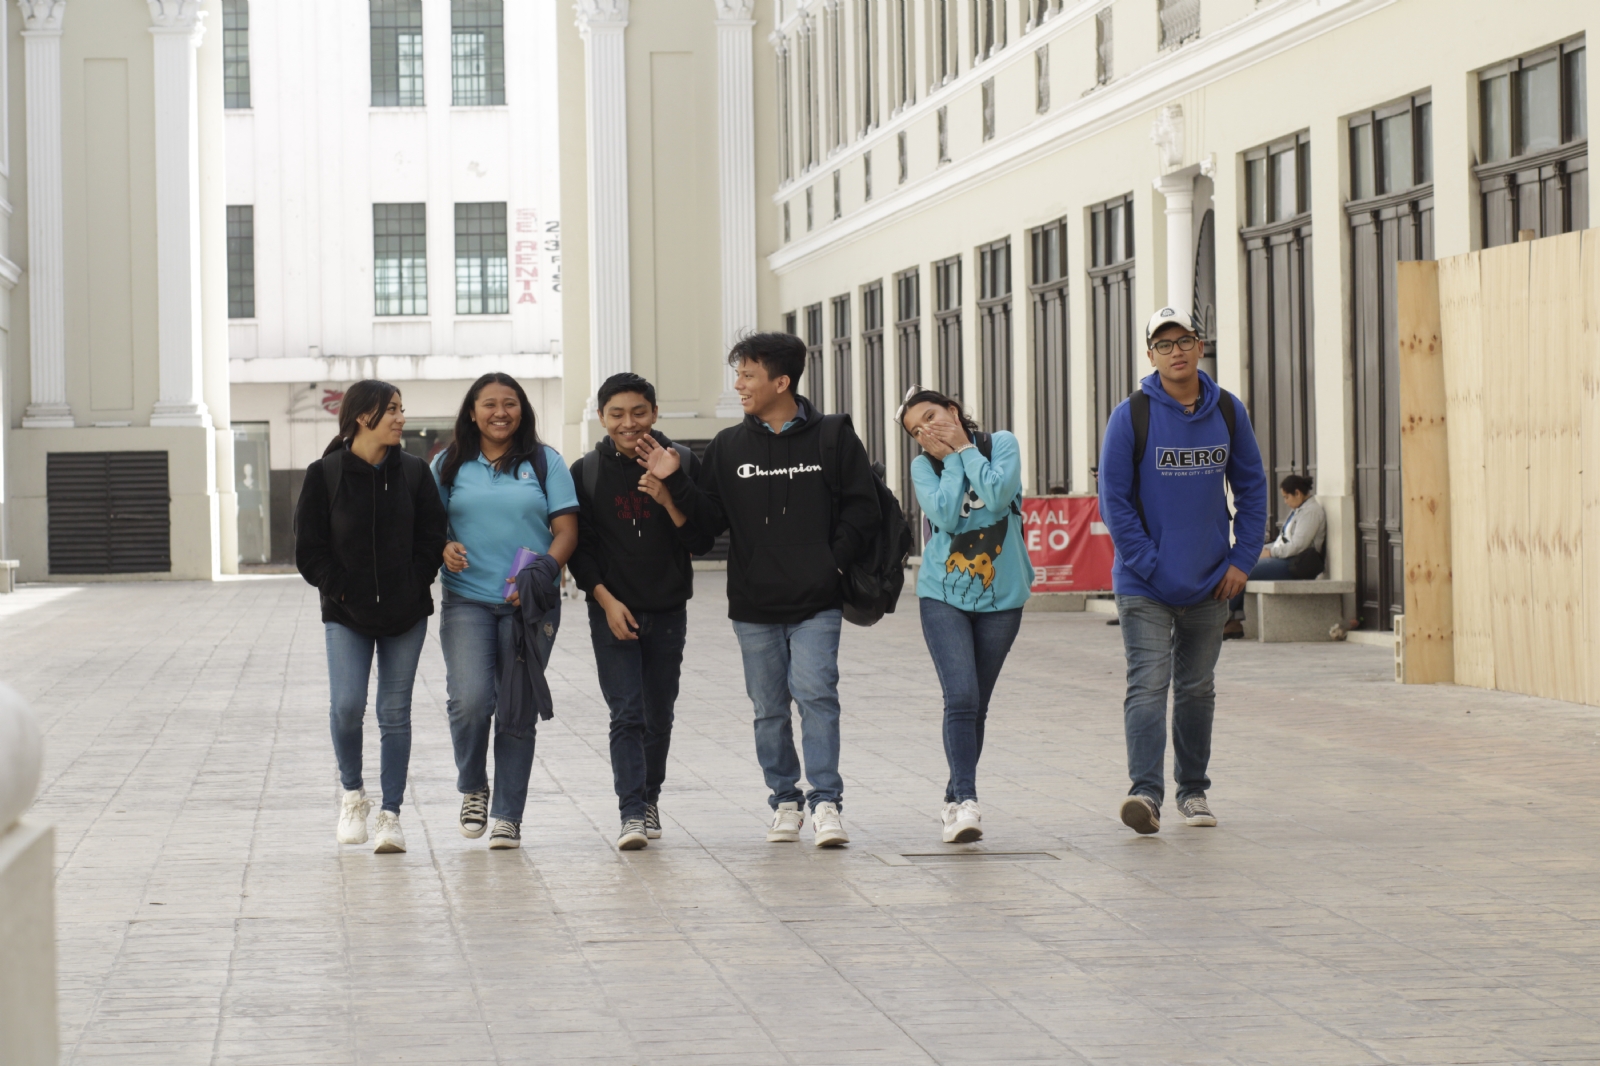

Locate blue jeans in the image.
[919,599,1023,803]
[439,589,561,824]
[1116,594,1228,809]
[1228,556,1297,616]
[731,609,844,811]
[589,602,687,821]
[324,619,428,814]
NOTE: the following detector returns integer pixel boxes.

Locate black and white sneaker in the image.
[1119,794,1161,835]
[644,804,662,839]
[618,819,648,851]
[488,819,521,850]
[1178,795,1217,827]
[459,789,491,839]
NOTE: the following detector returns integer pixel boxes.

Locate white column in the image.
[1152,171,1194,318]
[575,0,631,417]
[713,0,756,417]
[17,1,71,428]
[146,0,211,428]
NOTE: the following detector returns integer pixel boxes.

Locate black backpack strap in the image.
[1218,389,1238,441]
[321,452,343,506]
[1129,390,1151,535]
[399,451,424,497]
[819,414,846,491]
[581,450,600,503]
[671,442,693,473]
[532,445,550,494]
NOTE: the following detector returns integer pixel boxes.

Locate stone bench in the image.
[1240,579,1354,643]
[0,561,16,595]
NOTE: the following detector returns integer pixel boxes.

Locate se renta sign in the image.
[1021,496,1115,592]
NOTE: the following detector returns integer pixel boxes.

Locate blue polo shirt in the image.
[431,446,579,605]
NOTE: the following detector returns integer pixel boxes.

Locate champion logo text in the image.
[736,462,823,479]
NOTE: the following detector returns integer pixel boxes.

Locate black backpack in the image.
[1127,387,1237,534]
[320,447,429,504]
[819,414,913,627]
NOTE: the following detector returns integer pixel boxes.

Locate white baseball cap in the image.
[1145,307,1198,345]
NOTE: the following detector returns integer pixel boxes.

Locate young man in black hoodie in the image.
[570,373,715,851]
[637,334,880,847]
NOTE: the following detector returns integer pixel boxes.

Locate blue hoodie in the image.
[1098,371,1267,607]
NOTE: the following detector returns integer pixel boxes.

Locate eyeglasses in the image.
[893,384,927,430]
[1151,335,1200,356]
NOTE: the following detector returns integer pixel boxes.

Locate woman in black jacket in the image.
[295,380,448,854]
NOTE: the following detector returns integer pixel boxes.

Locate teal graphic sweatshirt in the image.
[911,430,1034,612]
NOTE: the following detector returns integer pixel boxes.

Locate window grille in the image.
[861,281,886,466]
[831,295,853,415]
[977,239,1012,431]
[374,203,428,316]
[971,0,1005,62]
[775,37,794,183]
[933,256,962,399]
[805,303,825,403]
[1158,0,1200,49]
[227,206,255,319]
[1088,194,1135,456]
[223,0,251,109]
[452,0,505,106]
[1095,8,1113,84]
[858,0,879,135]
[455,203,509,315]
[893,268,922,533]
[892,0,914,110]
[1029,217,1070,492]
[372,0,425,107]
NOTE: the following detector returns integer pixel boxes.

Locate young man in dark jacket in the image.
[1098,309,1268,835]
[569,372,714,851]
[637,334,880,848]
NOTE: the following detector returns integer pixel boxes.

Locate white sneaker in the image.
[373,810,406,853]
[941,800,982,844]
[812,802,849,847]
[336,788,370,845]
[767,801,803,842]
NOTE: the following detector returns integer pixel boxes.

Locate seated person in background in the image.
[1223,474,1326,640]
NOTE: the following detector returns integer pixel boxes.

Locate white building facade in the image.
[224,0,563,564]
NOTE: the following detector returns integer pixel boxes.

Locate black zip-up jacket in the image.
[666,396,881,624]
[568,430,715,614]
[294,445,449,638]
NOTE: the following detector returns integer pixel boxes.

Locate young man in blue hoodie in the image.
[1097,308,1267,834]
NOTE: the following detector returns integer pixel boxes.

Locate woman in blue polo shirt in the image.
[432,372,578,849]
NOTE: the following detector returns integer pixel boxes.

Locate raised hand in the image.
[634,434,682,480]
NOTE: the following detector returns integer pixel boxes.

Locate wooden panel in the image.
[1397,261,1453,683]
[1526,232,1587,704]
[1437,252,1493,689]
[1478,242,1534,696]
[1583,232,1600,706]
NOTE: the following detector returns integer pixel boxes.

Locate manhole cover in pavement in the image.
[878,851,1064,866]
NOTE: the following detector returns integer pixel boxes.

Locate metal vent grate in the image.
[48,452,172,574]
[877,851,1065,866]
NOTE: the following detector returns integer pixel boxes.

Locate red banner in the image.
[1022,495,1115,592]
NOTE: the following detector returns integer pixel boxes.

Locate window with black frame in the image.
[1088,193,1135,457]
[452,0,506,107]
[1242,131,1316,541]
[894,268,922,532]
[455,203,509,315]
[1029,217,1069,493]
[371,0,425,108]
[374,203,428,316]
[804,303,825,405]
[977,239,1012,432]
[1476,37,1587,248]
[1346,91,1433,632]
[831,295,853,416]
[861,281,886,467]
[933,256,963,400]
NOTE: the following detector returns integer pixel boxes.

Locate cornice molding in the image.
[147,0,205,37]
[14,0,64,34]
[574,0,628,34]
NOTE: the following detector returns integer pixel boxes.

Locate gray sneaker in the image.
[1119,794,1160,834]
[1178,795,1217,827]
[618,819,648,851]
[459,789,490,839]
[644,804,662,839]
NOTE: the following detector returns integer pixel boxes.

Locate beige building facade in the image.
[560,0,1595,631]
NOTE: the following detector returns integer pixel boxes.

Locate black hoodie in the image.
[666,396,881,624]
[294,445,449,638]
[568,430,715,613]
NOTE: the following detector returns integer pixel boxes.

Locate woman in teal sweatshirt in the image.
[902,388,1033,844]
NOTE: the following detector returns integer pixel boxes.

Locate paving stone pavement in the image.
[5,573,1600,1066]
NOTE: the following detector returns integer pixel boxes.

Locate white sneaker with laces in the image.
[812,801,849,847]
[767,801,803,842]
[618,819,648,851]
[942,800,982,844]
[373,810,406,853]
[488,819,521,849]
[336,788,371,845]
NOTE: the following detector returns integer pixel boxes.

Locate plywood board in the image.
[1478,242,1534,697]
[1397,261,1454,683]
[1438,251,1493,689]
[1526,232,1587,705]
[1582,231,1600,707]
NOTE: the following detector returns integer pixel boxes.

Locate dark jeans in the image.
[1228,555,1301,617]
[439,589,561,823]
[918,598,1023,803]
[324,619,427,813]
[1116,594,1228,809]
[588,601,687,821]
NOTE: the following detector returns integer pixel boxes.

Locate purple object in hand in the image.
[505,547,541,601]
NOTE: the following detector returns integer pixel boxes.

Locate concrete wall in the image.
[0,819,56,1066]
